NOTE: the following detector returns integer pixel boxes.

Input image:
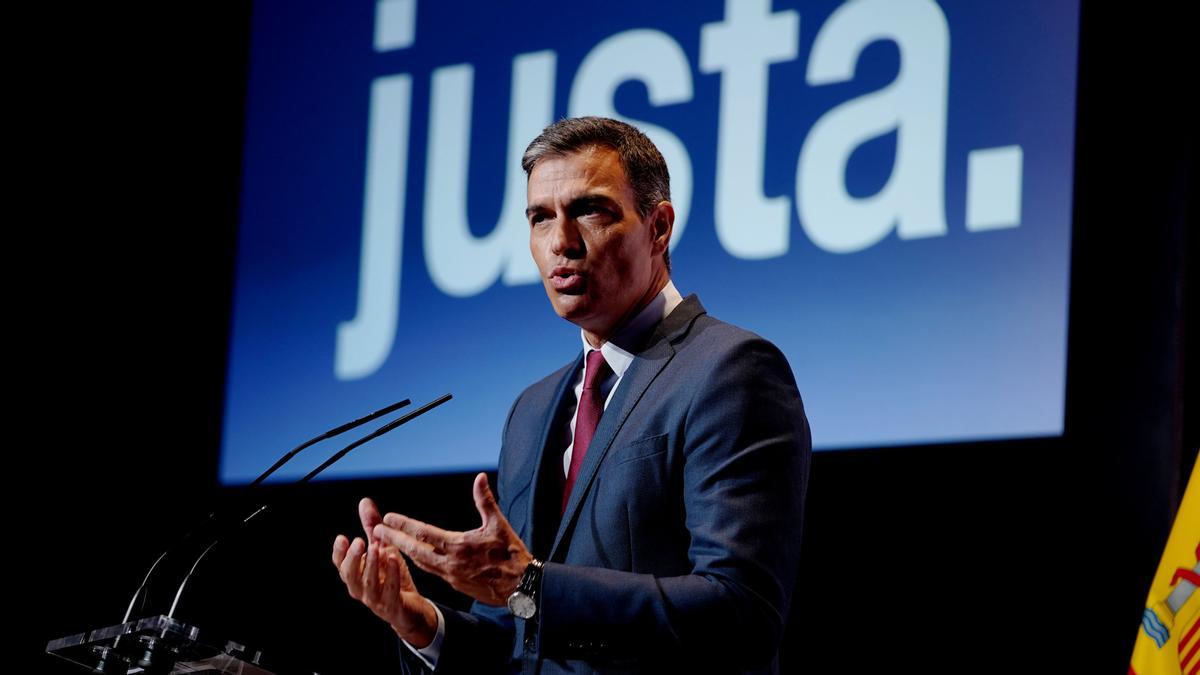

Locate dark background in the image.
[29,2,1193,673]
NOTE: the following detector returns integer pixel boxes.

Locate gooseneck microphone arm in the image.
[165,393,453,621]
[119,397,413,625]
[299,393,453,483]
[249,398,413,487]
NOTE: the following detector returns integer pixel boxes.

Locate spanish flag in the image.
[1130,456,1200,675]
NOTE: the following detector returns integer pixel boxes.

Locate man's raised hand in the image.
[332,497,439,647]
[373,473,533,606]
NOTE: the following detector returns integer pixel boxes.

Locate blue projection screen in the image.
[220,0,1080,484]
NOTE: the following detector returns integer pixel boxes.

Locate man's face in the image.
[526,146,669,340]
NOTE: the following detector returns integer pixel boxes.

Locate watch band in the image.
[523,557,547,588]
[507,558,544,619]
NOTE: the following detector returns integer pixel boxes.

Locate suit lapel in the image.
[525,355,582,558]
[548,295,707,559]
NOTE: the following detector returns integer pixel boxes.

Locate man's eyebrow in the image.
[570,194,617,210]
[525,193,619,218]
[525,200,558,218]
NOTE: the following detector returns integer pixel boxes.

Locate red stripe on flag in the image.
[1188,656,1199,675]
[1183,636,1200,673]
[1173,569,1200,587]
[1183,617,1200,653]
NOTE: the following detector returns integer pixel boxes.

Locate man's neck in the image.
[583,274,673,349]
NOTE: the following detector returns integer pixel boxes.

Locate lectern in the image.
[46,614,293,674]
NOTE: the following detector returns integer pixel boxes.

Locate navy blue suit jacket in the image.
[404,295,811,674]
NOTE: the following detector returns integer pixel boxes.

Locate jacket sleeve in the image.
[395,601,516,674]
[534,337,811,669]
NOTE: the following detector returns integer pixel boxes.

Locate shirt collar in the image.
[579,280,683,380]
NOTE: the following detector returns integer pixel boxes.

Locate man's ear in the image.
[649,201,674,256]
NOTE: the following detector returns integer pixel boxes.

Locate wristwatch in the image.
[507,558,544,619]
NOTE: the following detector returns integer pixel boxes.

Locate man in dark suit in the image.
[333,117,811,673]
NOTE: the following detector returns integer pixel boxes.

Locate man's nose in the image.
[549,218,585,258]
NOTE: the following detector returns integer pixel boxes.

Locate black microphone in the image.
[165,393,453,620]
[298,393,453,483]
[250,398,413,487]
[119,397,412,625]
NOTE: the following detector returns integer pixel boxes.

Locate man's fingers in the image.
[384,548,417,591]
[359,497,382,540]
[374,524,449,573]
[339,537,367,598]
[363,541,381,598]
[473,473,500,527]
[381,554,402,610]
[332,534,349,568]
[401,550,441,577]
[380,513,455,551]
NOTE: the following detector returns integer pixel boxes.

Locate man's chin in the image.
[550,293,593,323]
[552,296,585,316]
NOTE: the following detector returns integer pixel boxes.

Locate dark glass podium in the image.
[46,614,305,674]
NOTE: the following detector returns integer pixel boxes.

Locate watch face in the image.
[508,592,536,619]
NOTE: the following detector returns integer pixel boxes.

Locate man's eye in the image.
[581,206,611,220]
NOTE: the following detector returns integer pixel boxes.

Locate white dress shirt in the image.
[405,280,684,668]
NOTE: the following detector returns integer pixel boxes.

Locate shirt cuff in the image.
[401,599,445,670]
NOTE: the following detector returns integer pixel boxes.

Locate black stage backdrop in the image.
[28,2,1193,673]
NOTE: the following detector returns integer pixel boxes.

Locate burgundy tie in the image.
[563,350,610,514]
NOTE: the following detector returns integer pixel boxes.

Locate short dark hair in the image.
[522,116,672,271]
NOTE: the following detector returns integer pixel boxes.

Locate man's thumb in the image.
[473,473,499,525]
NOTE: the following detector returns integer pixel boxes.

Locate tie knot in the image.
[582,350,610,391]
